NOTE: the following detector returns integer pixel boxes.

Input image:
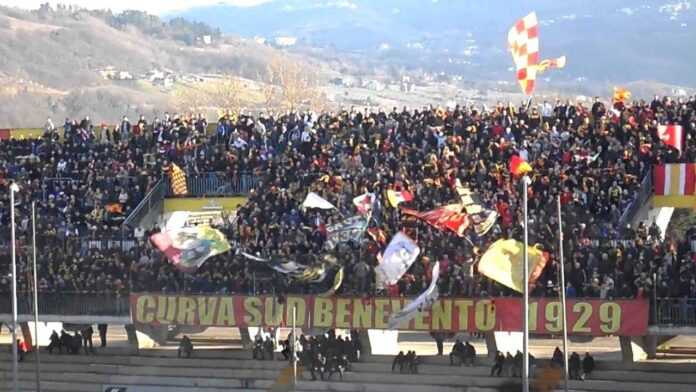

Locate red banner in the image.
[130,294,648,336]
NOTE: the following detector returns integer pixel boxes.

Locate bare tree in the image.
[174,76,244,114]
[267,55,319,111]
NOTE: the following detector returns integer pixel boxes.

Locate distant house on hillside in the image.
[273,36,297,47]
[195,35,213,45]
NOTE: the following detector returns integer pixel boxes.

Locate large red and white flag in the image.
[657,125,683,152]
[507,12,566,95]
[653,164,696,196]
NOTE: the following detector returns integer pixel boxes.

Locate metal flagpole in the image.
[10,183,19,392]
[32,202,42,392]
[292,305,297,388]
[557,196,570,392]
[522,176,530,392]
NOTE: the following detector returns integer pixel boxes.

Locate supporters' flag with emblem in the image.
[455,179,498,236]
[388,262,440,329]
[657,125,684,152]
[612,87,631,104]
[241,252,313,277]
[353,192,375,215]
[653,164,696,196]
[478,239,549,293]
[150,225,231,272]
[509,155,533,177]
[401,204,470,237]
[324,215,368,250]
[507,12,566,95]
[375,232,420,288]
[386,189,414,207]
[301,192,336,210]
[169,163,188,195]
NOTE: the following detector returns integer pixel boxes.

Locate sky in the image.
[0,0,272,14]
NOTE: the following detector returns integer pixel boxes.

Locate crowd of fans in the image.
[1,95,696,304]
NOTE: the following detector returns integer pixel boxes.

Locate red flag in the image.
[509,155,533,176]
[657,125,683,152]
[401,204,469,237]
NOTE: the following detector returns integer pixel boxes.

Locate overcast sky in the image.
[0,0,271,14]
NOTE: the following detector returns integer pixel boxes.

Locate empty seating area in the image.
[1,348,695,392]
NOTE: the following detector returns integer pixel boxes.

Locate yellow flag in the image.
[478,239,548,293]
[169,163,188,196]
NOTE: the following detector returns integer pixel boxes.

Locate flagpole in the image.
[557,195,570,392]
[10,184,20,392]
[292,305,297,388]
[32,202,42,392]
[522,176,530,392]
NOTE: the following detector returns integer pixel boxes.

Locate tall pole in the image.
[292,305,297,387]
[32,202,42,392]
[10,183,19,392]
[557,196,569,392]
[522,176,530,392]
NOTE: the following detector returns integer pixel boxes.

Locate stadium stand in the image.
[1,96,695,301]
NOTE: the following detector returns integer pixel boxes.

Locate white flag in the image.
[352,192,375,215]
[375,232,420,288]
[388,262,440,329]
[301,192,336,210]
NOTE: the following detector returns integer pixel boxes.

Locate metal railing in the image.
[165,172,258,197]
[122,178,167,228]
[80,238,138,252]
[0,292,130,317]
[655,298,696,327]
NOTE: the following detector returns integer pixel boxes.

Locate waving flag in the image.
[324,216,368,250]
[657,125,683,152]
[353,192,375,215]
[386,189,414,207]
[301,192,336,210]
[509,155,533,176]
[169,163,188,196]
[612,87,631,104]
[318,267,344,297]
[478,239,549,293]
[401,204,469,237]
[455,180,498,236]
[507,12,566,95]
[388,262,440,329]
[150,225,230,272]
[375,232,420,288]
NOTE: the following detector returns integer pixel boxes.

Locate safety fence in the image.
[655,298,696,327]
[0,292,130,317]
[165,172,258,197]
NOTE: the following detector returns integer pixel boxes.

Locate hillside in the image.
[174,0,696,90]
[0,5,289,127]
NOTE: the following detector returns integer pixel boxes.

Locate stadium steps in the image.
[1,351,695,392]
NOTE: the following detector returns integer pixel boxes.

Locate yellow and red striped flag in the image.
[169,163,188,196]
